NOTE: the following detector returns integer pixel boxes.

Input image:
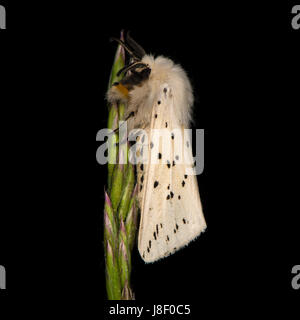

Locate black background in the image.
[0,0,299,316]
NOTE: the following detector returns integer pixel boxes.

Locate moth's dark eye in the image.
[138,68,151,81]
[142,68,151,77]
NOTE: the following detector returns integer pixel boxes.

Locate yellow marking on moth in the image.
[115,83,129,97]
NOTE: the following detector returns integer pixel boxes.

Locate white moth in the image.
[107,33,206,263]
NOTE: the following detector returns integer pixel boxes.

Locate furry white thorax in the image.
[125,55,194,132]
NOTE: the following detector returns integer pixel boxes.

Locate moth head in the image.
[110,32,151,81]
[108,32,152,102]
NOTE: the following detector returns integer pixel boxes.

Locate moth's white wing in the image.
[137,84,206,263]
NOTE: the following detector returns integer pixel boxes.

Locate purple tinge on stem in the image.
[106,240,114,259]
[105,191,112,208]
[119,240,128,261]
[132,184,138,198]
[104,210,113,234]
[119,30,125,62]
[122,281,134,300]
[114,30,126,67]
[126,201,136,226]
[120,219,126,234]
[131,185,138,222]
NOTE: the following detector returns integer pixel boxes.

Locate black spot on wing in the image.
[154,181,159,188]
